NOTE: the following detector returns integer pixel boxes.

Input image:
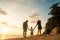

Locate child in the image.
[28,27,34,36]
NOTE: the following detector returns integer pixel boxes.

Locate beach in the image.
[1,34,60,40]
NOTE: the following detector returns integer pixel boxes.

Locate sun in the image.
[1,28,8,34]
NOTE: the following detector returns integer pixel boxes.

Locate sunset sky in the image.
[0,0,60,36]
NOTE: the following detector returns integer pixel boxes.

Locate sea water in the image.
[0,35,23,39]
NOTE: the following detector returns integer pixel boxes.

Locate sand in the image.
[2,34,60,40]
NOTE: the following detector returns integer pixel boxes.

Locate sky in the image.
[0,0,60,36]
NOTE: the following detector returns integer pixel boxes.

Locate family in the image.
[23,20,42,37]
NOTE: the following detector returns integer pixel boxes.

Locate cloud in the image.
[28,10,40,23]
[29,10,39,18]
[0,10,7,15]
[7,1,17,7]
[1,22,7,25]
[1,0,18,8]
[5,0,46,6]
[0,0,18,8]
[8,2,17,6]
[29,13,39,18]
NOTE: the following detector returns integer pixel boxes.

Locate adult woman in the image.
[35,20,42,35]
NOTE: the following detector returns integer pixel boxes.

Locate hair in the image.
[26,20,28,22]
[31,27,32,28]
[38,20,41,22]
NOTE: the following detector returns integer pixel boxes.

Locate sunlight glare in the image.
[1,35,5,40]
[1,28,8,34]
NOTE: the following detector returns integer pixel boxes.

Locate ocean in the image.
[0,35,23,39]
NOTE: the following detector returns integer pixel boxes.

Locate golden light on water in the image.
[0,27,8,40]
[1,35,5,40]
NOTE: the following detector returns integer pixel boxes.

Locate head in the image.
[31,27,33,29]
[26,20,28,22]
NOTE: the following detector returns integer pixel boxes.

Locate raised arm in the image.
[34,24,37,30]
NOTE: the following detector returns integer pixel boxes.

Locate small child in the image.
[29,27,34,36]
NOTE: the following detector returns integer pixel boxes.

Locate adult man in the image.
[23,20,28,37]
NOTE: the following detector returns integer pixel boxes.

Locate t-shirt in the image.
[23,22,28,31]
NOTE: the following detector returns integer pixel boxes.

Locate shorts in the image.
[31,33,33,35]
[23,29,27,32]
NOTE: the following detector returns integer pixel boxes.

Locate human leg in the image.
[39,29,41,35]
[25,32,26,37]
[38,29,39,35]
[23,29,27,37]
[23,31,25,37]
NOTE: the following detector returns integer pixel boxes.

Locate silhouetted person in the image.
[28,27,34,36]
[23,20,28,37]
[35,20,42,35]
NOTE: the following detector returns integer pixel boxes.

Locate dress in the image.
[37,20,42,30]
